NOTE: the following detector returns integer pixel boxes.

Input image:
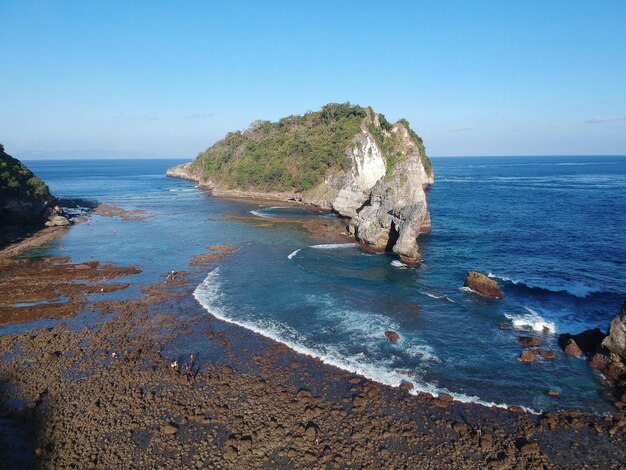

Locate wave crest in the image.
[193,270,539,413]
[504,308,556,333]
[487,272,602,299]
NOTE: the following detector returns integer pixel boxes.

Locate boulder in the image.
[399,382,414,392]
[463,272,503,299]
[517,336,541,347]
[558,328,605,355]
[45,215,71,227]
[384,331,399,342]
[538,349,556,360]
[562,339,584,357]
[518,350,537,364]
[602,300,626,361]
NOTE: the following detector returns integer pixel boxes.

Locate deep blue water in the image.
[13,156,626,413]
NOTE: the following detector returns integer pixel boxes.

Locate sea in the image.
[12,155,626,414]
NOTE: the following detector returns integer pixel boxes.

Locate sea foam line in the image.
[310,243,358,250]
[287,249,301,260]
[419,290,457,303]
[193,269,540,414]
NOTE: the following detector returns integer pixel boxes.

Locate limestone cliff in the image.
[0,144,68,247]
[167,104,434,265]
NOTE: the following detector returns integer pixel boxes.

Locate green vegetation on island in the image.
[192,103,432,193]
[0,144,52,200]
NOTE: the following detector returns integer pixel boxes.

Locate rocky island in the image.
[168,103,434,266]
[0,144,69,248]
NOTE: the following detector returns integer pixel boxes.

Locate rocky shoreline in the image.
[1,232,626,468]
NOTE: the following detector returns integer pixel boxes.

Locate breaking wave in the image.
[194,269,539,413]
[487,272,602,299]
[287,249,301,260]
[504,307,556,334]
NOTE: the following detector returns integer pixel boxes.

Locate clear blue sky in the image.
[1,0,625,158]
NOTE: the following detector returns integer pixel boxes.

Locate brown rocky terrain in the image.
[0,229,625,468]
[464,271,504,299]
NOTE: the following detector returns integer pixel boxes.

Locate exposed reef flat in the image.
[1,235,625,468]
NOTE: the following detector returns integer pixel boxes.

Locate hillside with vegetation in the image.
[0,144,52,201]
[169,103,434,265]
[1,144,69,247]
[189,103,432,193]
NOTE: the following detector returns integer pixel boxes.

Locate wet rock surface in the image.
[603,300,626,361]
[464,271,504,299]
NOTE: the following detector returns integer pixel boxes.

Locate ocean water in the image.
[15,156,626,413]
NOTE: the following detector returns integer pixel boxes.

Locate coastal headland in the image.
[167,103,433,266]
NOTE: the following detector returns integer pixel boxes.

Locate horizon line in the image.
[20,154,626,161]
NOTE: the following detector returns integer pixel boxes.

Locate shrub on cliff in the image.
[192,103,431,193]
[0,144,52,201]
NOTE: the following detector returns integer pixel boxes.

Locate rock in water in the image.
[518,350,537,363]
[558,328,606,355]
[384,331,400,342]
[562,339,584,357]
[518,336,541,347]
[463,272,503,299]
[602,300,626,361]
[167,104,434,266]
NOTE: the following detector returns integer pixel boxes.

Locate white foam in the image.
[249,210,270,218]
[249,206,291,218]
[405,344,440,363]
[194,270,540,414]
[419,290,457,303]
[504,307,556,334]
[287,249,301,260]
[390,260,408,268]
[459,286,477,294]
[310,243,358,250]
[488,272,520,284]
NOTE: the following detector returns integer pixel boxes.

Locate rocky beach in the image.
[1,202,626,469]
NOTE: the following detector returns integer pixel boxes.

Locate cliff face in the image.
[167,104,434,265]
[0,145,68,246]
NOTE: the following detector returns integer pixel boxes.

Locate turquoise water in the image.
[14,156,626,413]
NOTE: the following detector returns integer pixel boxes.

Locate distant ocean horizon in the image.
[19,155,626,413]
[21,153,626,162]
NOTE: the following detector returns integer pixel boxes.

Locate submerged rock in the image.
[517,336,541,347]
[463,272,503,299]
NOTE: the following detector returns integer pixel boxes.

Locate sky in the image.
[1,0,625,158]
